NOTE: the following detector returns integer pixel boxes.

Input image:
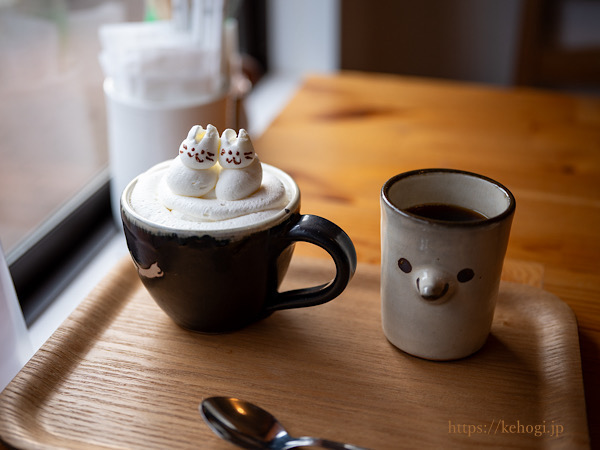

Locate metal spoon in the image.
[200,396,370,449]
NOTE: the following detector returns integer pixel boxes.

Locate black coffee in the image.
[405,203,487,222]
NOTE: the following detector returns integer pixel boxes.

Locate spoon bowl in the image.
[200,396,369,449]
[200,396,288,448]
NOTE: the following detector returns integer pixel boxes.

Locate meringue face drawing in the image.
[218,128,256,169]
[179,124,219,170]
[167,124,220,198]
[215,128,262,201]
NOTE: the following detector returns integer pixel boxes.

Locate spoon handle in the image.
[283,436,370,450]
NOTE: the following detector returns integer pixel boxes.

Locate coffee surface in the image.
[405,203,487,222]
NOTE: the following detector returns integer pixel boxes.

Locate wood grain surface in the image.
[253,72,600,446]
[0,256,589,449]
[1,71,597,449]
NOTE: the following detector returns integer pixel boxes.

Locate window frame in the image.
[7,168,116,326]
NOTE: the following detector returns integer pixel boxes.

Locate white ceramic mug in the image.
[104,78,228,222]
[380,169,516,360]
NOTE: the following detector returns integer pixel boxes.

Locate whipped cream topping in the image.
[129,160,291,230]
[166,155,219,198]
[128,125,292,230]
[159,164,287,222]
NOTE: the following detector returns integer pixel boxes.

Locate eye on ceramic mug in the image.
[380,169,515,360]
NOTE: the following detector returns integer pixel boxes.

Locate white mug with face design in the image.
[380,169,516,360]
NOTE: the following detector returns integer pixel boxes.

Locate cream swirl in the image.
[128,160,291,231]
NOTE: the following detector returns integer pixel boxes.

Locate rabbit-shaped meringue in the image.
[166,124,219,197]
[179,124,219,169]
[215,128,263,201]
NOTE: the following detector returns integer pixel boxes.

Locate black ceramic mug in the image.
[121,163,357,333]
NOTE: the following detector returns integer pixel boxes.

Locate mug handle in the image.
[265,214,357,312]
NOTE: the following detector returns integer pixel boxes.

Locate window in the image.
[0,1,145,324]
[1,0,267,326]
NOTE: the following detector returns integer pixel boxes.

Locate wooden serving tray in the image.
[0,256,589,449]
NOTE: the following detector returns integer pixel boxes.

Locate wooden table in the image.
[254,72,600,446]
[1,71,598,449]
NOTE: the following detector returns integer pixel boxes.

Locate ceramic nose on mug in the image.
[415,268,454,301]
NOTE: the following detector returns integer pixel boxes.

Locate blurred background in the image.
[0,0,599,326]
